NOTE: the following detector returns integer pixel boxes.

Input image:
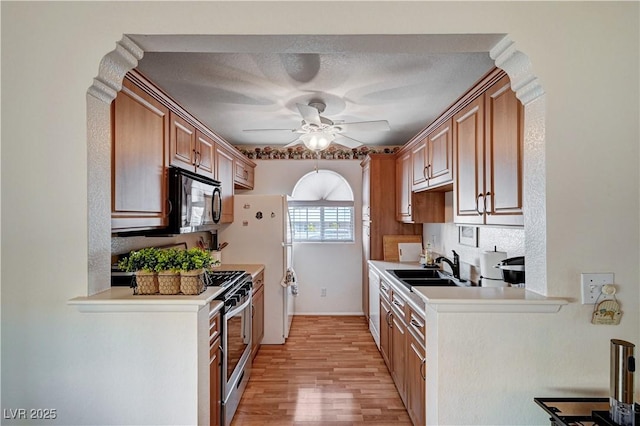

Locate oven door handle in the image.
[224,295,252,319]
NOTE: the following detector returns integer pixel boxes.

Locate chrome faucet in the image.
[435,250,460,280]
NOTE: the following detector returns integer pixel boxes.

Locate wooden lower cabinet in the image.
[251,271,265,360]
[406,330,426,426]
[376,272,426,426]
[379,298,392,370]
[209,306,222,426]
[390,292,408,406]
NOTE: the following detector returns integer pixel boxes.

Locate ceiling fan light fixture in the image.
[300,132,334,152]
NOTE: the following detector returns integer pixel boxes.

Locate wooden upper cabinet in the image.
[234,159,255,190]
[215,145,234,224]
[169,112,196,171]
[453,96,485,225]
[195,130,215,180]
[484,75,524,225]
[111,78,169,232]
[426,118,454,188]
[453,74,524,226]
[397,150,445,224]
[411,141,428,190]
[411,118,453,192]
[170,111,216,180]
[396,152,412,222]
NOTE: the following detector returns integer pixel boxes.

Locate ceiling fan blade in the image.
[296,103,322,126]
[335,120,390,133]
[243,128,296,132]
[335,134,363,149]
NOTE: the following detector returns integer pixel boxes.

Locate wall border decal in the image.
[235,145,401,160]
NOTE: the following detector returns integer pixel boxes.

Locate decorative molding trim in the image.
[236,145,401,160]
[88,35,144,104]
[490,36,544,105]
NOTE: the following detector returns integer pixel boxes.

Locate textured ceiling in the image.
[132,35,502,147]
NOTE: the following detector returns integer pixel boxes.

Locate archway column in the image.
[491,36,547,295]
[87,36,143,294]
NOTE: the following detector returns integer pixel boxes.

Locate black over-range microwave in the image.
[165,166,222,234]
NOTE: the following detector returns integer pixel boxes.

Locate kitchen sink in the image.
[398,278,458,287]
[387,269,442,279]
[386,268,468,290]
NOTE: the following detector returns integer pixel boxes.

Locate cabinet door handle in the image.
[192,149,198,166]
[424,164,430,180]
[476,193,484,215]
[420,359,426,380]
[387,310,393,327]
[484,191,492,215]
[410,318,424,329]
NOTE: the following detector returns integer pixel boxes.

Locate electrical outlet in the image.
[581,273,614,304]
[320,288,327,297]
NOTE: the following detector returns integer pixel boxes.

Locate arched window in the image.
[289,170,355,243]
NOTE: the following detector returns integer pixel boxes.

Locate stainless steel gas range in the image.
[206,270,253,426]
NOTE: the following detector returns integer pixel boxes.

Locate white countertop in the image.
[69,263,265,313]
[369,260,568,314]
[68,286,225,312]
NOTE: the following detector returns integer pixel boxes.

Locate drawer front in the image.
[390,291,406,322]
[407,306,425,343]
[252,271,265,294]
[209,309,221,344]
[380,279,392,301]
[209,336,220,360]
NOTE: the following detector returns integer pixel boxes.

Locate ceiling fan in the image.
[243,101,390,151]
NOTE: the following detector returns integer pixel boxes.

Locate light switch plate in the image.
[581,273,614,304]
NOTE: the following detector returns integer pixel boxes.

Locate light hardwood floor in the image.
[231,315,412,426]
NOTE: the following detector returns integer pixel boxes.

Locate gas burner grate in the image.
[205,270,247,288]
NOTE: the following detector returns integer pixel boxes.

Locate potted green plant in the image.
[178,248,212,295]
[155,248,182,295]
[117,247,160,294]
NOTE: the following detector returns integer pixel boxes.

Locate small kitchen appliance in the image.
[495,256,525,286]
[610,339,636,426]
[155,167,222,235]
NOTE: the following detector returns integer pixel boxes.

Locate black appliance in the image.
[206,270,253,426]
[163,167,222,234]
[495,256,525,285]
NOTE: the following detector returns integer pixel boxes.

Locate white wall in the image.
[246,159,363,315]
[1,2,638,425]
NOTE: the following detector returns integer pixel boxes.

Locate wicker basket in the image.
[158,270,181,295]
[180,269,205,295]
[135,271,159,295]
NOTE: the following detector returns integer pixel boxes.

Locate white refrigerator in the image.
[219,194,296,344]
